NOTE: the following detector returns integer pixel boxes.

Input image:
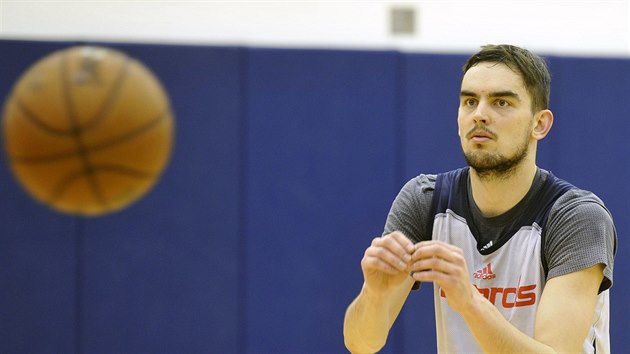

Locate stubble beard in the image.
[463,135,529,181]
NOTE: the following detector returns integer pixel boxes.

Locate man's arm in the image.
[344,277,415,353]
[411,241,604,353]
[533,264,604,351]
[460,264,603,353]
[343,231,416,353]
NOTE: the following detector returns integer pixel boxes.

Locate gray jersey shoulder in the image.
[383,174,436,243]
[545,188,617,291]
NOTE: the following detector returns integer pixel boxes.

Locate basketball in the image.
[2,46,174,217]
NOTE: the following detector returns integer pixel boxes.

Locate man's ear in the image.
[532,109,553,140]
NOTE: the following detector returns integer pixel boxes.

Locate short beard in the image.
[463,137,529,181]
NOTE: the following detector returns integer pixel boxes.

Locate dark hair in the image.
[463,44,551,112]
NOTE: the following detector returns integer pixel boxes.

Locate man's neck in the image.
[469,162,538,217]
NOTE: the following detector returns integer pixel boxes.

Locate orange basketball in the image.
[2,46,174,216]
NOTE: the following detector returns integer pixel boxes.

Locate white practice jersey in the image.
[385,167,616,353]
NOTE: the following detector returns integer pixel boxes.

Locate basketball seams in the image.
[10,52,131,137]
[14,96,71,136]
[56,51,168,213]
[79,55,132,133]
[60,49,107,209]
[9,109,171,164]
[49,163,157,205]
[11,149,83,164]
[86,110,172,156]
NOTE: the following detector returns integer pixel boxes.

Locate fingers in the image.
[361,236,469,286]
[361,231,414,274]
[408,241,476,312]
[409,241,467,281]
[387,231,416,253]
[411,240,464,263]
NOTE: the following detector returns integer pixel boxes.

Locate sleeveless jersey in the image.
[429,167,611,353]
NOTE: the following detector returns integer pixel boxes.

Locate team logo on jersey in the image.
[473,263,496,280]
[440,284,538,308]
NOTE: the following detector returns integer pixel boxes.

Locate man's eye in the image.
[465,98,476,106]
[496,99,509,107]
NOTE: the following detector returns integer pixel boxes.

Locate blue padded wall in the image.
[546,56,630,352]
[400,53,468,181]
[0,40,79,354]
[244,48,400,353]
[78,44,243,353]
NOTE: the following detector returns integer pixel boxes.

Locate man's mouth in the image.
[466,127,496,142]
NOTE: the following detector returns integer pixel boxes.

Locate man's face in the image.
[457,62,536,179]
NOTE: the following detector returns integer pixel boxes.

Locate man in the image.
[343,44,617,353]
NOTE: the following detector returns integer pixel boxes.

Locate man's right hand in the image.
[345,231,416,353]
[361,231,416,295]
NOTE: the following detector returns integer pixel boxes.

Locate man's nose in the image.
[472,101,491,124]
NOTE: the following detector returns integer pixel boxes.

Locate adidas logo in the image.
[480,240,493,251]
[473,263,496,280]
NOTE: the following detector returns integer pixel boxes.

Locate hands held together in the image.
[361,231,475,313]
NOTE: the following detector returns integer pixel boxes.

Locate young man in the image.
[343,44,617,353]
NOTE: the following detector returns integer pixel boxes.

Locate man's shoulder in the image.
[551,187,611,220]
[406,167,469,190]
[542,170,608,215]
[543,175,613,231]
[403,173,438,192]
[539,170,607,213]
